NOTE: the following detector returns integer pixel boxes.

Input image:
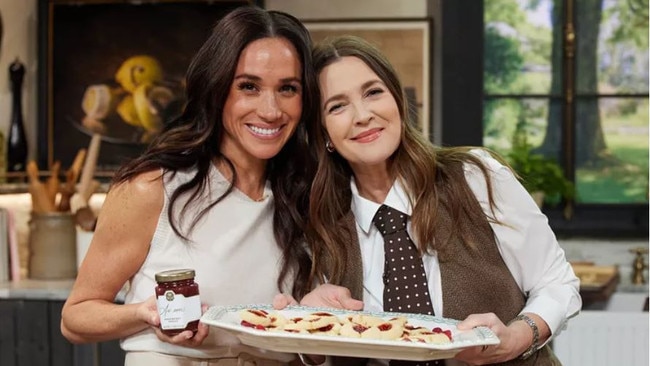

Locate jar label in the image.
[156,291,202,330]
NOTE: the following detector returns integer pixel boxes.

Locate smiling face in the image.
[221,37,303,165]
[319,56,401,173]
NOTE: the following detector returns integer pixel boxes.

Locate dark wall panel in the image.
[0,300,17,366]
[49,301,73,366]
[15,300,49,366]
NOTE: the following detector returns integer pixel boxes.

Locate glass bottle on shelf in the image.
[7,58,28,182]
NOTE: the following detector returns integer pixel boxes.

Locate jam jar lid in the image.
[155,269,196,283]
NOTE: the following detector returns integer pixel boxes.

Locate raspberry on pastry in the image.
[240,309,273,328]
[310,322,342,336]
[372,321,404,340]
[268,312,288,328]
[340,322,369,338]
[284,312,342,335]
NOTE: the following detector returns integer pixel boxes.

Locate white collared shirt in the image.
[350,149,581,339]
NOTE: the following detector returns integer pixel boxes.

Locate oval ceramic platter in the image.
[200,304,500,361]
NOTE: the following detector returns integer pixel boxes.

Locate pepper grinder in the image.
[629,247,648,285]
[7,58,28,180]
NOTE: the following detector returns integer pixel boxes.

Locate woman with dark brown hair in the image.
[61,6,317,365]
[303,35,581,365]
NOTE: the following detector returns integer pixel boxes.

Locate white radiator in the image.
[553,310,649,366]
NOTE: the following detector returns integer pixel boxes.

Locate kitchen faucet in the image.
[630,247,648,285]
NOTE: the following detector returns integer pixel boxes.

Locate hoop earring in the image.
[325,140,335,153]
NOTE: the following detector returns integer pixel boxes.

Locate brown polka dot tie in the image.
[373,205,443,366]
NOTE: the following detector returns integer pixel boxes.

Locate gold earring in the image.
[325,140,335,153]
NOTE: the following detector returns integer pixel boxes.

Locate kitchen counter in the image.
[617,283,650,293]
[0,279,75,300]
[0,279,127,302]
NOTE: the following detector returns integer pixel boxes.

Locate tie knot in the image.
[372,205,408,235]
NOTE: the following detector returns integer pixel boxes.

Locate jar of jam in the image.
[155,269,202,336]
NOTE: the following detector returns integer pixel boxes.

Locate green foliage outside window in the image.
[507,123,574,204]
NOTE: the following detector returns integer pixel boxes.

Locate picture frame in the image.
[37,0,255,176]
[303,19,433,139]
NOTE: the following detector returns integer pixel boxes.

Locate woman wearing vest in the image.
[300,35,581,366]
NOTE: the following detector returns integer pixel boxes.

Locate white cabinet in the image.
[553,310,649,366]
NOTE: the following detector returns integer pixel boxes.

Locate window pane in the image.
[483,97,562,157]
[575,97,649,203]
[484,97,569,204]
[575,0,650,94]
[484,98,521,152]
[484,0,560,95]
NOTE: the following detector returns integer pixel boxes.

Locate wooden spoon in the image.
[58,149,87,212]
[45,160,61,206]
[78,134,101,204]
[27,161,55,213]
[69,148,87,185]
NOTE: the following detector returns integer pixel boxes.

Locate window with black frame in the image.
[482,0,648,237]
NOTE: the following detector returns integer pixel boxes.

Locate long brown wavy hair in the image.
[112,6,318,298]
[308,36,501,288]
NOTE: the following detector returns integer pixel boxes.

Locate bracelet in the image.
[509,314,539,360]
[298,353,326,366]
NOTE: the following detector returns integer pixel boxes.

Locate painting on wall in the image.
[304,19,432,138]
[38,0,252,175]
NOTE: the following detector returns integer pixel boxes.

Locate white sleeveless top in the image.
[120,165,294,361]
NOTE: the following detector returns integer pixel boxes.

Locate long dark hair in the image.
[113,6,318,298]
[308,36,499,287]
